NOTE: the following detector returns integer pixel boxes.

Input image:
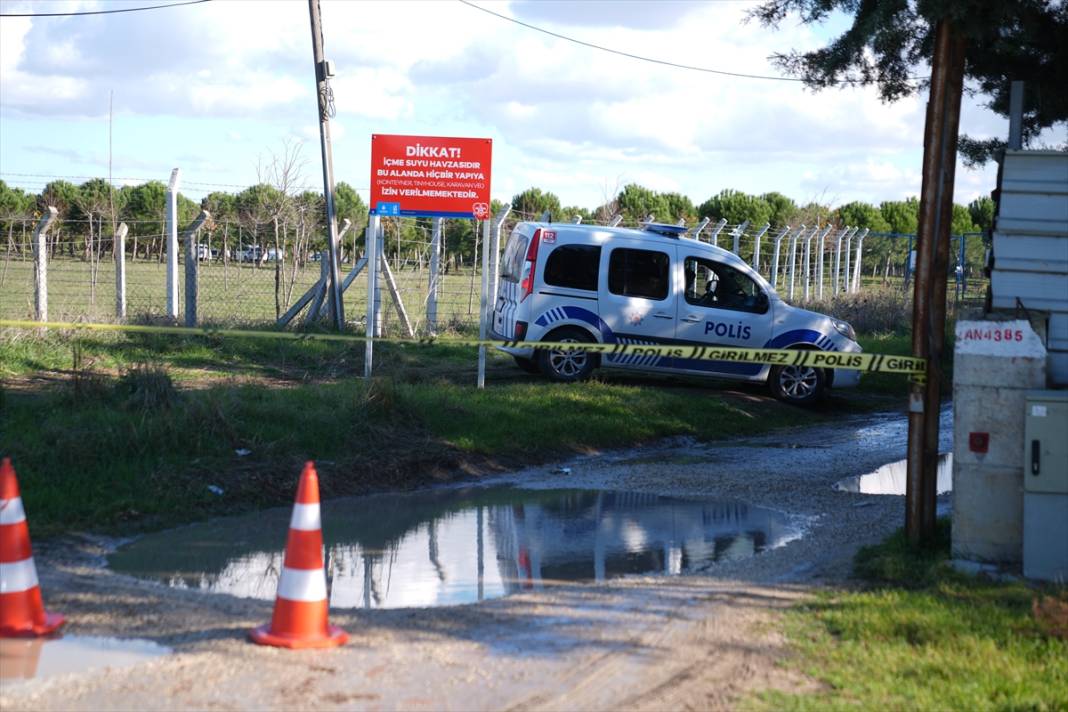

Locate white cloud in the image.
[0,0,1027,208]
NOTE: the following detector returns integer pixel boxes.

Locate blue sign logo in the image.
[376,202,401,216]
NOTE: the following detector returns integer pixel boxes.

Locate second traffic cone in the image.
[0,458,65,638]
[250,461,348,649]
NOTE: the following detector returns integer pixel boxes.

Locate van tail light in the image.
[514,321,527,341]
[519,229,542,302]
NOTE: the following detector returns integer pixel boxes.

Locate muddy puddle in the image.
[0,636,170,684]
[109,487,803,609]
[834,453,953,495]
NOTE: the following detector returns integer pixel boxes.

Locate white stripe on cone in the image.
[289,503,321,532]
[0,497,26,525]
[0,557,40,594]
[276,566,328,602]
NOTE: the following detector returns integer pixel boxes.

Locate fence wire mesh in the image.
[0,214,990,331]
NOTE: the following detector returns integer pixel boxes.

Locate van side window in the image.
[544,245,601,291]
[499,231,529,283]
[608,248,670,300]
[684,257,768,314]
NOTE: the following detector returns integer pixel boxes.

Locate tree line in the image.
[1,177,994,278]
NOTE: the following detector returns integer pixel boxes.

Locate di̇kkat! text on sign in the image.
[370,134,493,219]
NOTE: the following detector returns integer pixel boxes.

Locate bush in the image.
[805,288,912,335]
[116,363,177,411]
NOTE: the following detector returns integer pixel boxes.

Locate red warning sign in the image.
[370,134,493,219]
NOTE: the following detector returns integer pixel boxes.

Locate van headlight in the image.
[831,318,856,341]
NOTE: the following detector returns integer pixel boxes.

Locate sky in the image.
[0,0,1053,211]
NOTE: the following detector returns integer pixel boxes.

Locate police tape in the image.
[0,319,927,377]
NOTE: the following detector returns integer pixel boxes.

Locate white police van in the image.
[491,221,861,405]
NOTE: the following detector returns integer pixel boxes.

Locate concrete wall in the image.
[952,319,1047,563]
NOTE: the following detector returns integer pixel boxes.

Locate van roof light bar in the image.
[642,222,689,238]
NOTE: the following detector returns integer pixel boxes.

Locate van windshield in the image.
[500,230,529,283]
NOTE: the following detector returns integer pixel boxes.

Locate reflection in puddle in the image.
[834,453,953,495]
[0,636,170,683]
[110,488,803,609]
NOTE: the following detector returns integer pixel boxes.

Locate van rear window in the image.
[499,231,529,283]
[608,248,669,300]
[544,245,601,291]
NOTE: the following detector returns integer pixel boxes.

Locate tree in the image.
[968,196,995,233]
[879,198,920,235]
[835,201,891,233]
[699,189,773,229]
[750,1,1068,166]
[761,191,799,227]
[511,187,560,221]
[0,181,35,254]
[122,181,167,260]
[615,184,668,224]
[660,192,696,224]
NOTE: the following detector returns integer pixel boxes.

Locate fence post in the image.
[802,226,814,302]
[788,224,804,300]
[728,221,748,255]
[828,228,845,294]
[32,207,58,322]
[769,226,789,287]
[489,204,512,316]
[690,216,710,241]
[165,168,180,320]
[850,228,869,292]
[114,222,128,319]
[608,214,623,227]
[750,223,770,270]
[815,225,834,300]
[374,220,385,336]
[183,210,210,327]
[707,218,727,246]
[364,215,380,379]
[477,216,492,389]
[427,217,442,334]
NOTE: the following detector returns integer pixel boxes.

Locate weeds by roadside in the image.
[758,520,1068,711]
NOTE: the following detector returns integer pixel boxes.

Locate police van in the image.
[491,221,862,405]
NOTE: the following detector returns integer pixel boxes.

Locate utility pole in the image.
[308,0,344,330]
[906,19,967,546]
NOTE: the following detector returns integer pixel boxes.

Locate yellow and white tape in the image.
[0,319,926,377]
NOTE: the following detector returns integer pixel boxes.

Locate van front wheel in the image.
[538,328,596,382]
[768,362,826,405]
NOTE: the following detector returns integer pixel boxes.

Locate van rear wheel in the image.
[538,328,596,382]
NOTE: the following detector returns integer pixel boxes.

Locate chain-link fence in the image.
[0,213,989,332]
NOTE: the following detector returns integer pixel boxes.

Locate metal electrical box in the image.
[1023,391,1068,581]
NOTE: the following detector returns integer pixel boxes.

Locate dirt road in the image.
[2,408,946,710]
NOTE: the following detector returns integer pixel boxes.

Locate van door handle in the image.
[681,315,701,323]
[653,312,673,319]
[1031,440,1040,475]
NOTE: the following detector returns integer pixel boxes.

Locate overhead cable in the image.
[0,0,210,18]
[457,0,918,85]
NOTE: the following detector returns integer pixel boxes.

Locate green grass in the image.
[758,521,1068,711]
[0,255,486,333]
[1,329,833,537]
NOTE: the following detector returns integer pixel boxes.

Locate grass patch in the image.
[1,328,899,537]
[760,521,1068,711]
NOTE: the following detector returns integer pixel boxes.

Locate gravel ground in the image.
[1,406,950,711]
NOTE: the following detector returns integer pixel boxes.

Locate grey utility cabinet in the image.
[1023,390,1068,581]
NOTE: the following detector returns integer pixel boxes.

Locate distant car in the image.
[195,243,212,261]
[492,221,862,405]
[265,247,283,263]
[236,246,263,263]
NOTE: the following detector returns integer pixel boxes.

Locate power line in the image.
[0,0,210,18]
[458,0,916,85]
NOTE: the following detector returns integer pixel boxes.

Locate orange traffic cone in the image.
[250,461,348,649]
[0,458,65,638]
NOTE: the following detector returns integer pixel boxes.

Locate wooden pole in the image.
[906,19,967,545]
[308,0,344,329]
